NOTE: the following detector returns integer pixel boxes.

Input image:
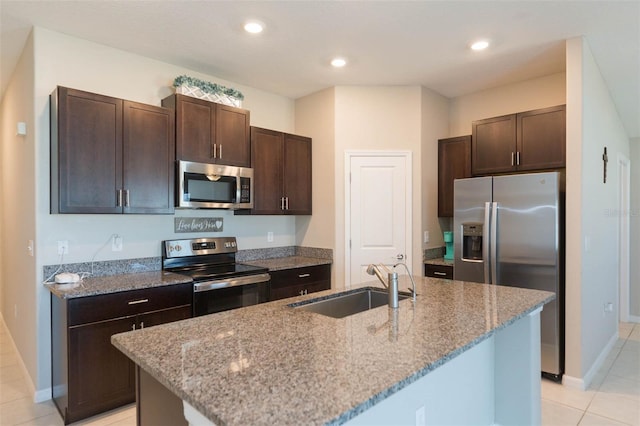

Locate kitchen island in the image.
[112,277,553,426]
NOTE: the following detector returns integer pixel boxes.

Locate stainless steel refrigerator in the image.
[453,171,564,380]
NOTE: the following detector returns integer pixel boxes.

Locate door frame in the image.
[617,154,630,322]
[344,150,413,288]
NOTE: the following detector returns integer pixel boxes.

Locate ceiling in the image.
[2,1,639,138]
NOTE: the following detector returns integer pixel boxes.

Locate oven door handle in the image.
[193,273,271,292]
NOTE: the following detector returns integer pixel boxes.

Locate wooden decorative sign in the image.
[174,217,223,233]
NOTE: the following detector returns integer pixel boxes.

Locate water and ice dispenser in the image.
[461,223,483,261]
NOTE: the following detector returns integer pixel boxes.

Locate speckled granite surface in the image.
[45,271,192,299]
[243,256,332,271]
[112,277,553,426]
[236,246,333,262]
[423,257,454,267]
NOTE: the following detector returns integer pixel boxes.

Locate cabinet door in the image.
[216,104,250,167]
[250,127,284,214]
[283,134,312,215]
[68,317,136,422]
[516,105,566,171]
[269,265,331,301]
[472,114,516,175]
[137,305,192,329]
[171,95,216,163]
[52,87,123,213]
[438,136,471,217]
[123,101,175,214]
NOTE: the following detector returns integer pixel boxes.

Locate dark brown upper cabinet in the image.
[438,135,472,217]
[51,87,175,214]
[161,94,250,167]
[472,105,565,176]
[243,127,312,215]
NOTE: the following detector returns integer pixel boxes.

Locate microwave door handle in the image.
[236,176,242,204]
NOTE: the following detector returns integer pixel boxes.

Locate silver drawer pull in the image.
[433,272,447,276]
[128,299,149,305]
[298,273,310,278]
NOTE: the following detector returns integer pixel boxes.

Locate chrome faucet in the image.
[366,262,417,308]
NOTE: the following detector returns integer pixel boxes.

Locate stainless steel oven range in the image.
[162,237,270,317]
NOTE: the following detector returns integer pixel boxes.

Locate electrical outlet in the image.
[112,235,123,252]
[416,405,426,426]
[28,240,34,257]
[57,240,69,255]
[424,231,430,244]
[267,232,274,243]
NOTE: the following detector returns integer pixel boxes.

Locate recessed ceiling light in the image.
[331,57,347,68]
[244,20,264,34]
[471,40,490,51]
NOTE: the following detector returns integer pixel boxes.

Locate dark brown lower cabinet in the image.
[269,264,331,301]
[51,284,192,424]
[424,264,454,279]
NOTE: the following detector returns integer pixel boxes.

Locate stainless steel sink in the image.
[290,287,411,319]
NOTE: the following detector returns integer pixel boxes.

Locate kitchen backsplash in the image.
[43,246,333,280]
[423,246,446,260]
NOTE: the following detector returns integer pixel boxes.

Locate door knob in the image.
[396,254,404,260]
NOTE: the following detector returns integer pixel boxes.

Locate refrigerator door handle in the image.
[483,202,491,284]
[490,202,498,285]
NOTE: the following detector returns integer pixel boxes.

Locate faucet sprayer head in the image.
[366,264,388,288]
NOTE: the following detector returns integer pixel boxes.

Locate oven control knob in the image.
[174,244,182,252]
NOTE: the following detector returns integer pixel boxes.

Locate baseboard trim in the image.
[0,312,51,403]
[562,331,619,390]
[628,315,640,323]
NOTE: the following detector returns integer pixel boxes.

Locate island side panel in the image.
[343,336,496,426]
[494,307,542,425]
[137,366,188,426]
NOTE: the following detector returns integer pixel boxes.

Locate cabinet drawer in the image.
[270,265,330,289]
[424,264,453,279]
[68,283,192,326]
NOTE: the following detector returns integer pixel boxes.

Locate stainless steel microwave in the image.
[177,160,253,209]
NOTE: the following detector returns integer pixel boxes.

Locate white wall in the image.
[0,27,299,394]
[0,30,37,393]
[294,88,336,250]
[631,138,640,319]
[421,88,451,250]
[333,86,424,283]
[449,72,566,137]
[565,37,630,385]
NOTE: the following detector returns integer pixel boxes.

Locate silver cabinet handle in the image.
[511,152,515,166]
[280,197,285,210]
[433,271,447,276]
[131,324,135,331]
[213,143,217,159]
[127,299,149,305]
[219,144,222,159]
[285,197,289,210]
[140,321,144,329]
[117,189,123,207]
[516,151,521,165]
[298,273,310,278]
[124,190,130,207]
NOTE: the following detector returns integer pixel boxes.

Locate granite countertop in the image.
[424,257,454,267]
[45,271,192,299]
[111,277,553,426]
[243,255,332,271]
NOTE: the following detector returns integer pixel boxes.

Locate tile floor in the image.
[1,319,638,425]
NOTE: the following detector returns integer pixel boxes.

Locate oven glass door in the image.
[194,282,269,316]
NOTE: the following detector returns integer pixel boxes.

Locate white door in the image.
[346,152,411,287]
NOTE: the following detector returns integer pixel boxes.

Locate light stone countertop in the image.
[423,257,454,267]
[243,255,332,271]
[111,277,553,426]
[45,271,192,299]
